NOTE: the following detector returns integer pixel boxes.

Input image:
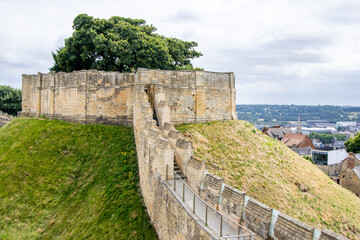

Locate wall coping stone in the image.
[277,213,313,231]
[320,229,349,240]
[149,129,161,139]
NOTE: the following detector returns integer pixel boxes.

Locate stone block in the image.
[168,129,181,139]
[176,138,192,150]
[219,185,245,222]
[274,213,313,240]
[244,198,272,239]
[200,172,224,207]
[319,229,349,240]
[163,122,173,131]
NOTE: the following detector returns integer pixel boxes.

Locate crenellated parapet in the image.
[21,67,348,240]
[21,68,237,126]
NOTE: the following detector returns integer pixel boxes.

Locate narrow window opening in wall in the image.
[144,85,159,127]
[356,193,359,197]
[337,179,340,184]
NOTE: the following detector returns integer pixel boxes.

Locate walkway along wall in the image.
[132,73,349,239]
[21,68,348,240]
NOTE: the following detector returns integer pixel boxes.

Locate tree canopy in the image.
[0,86,21,116]
[309,132,347,144]
[345,133,360,153]
[50,14,202,72]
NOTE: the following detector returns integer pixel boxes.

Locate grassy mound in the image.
[0,118,157,239]
[177,120,360,239]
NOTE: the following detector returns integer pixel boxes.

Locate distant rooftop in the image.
[353,166,360,179]
[281,134,316,149]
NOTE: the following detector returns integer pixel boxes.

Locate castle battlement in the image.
[21,68,237,125]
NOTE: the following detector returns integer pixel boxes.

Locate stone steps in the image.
[174,159,186,180]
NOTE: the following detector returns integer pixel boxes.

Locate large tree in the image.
[345,133,360,153]
[0,86,21,116]
[51,14,202,72]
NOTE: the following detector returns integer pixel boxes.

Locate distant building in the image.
[313,149,349,183]
[339,154,360,198]
[294,127,337,135]
[281,134,316,149]
[306,120,329,126]
[336,122,357,131]
[341,153,360,172]
[333,140,346,149]
[262,126,293,141]
[292,147,312,157]
[312,149,348,165]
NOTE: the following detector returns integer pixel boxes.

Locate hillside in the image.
[236,104,360,125]
[0,118,157,239]
[176,120,360,239]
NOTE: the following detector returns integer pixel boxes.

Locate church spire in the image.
[296,114,302,134]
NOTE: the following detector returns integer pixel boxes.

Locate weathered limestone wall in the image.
[317,163,342,176]
[133,85,214,240]
[340,168,360,198]
[0,111,13,127]
[21,70,135,125]
[199,172,224,208]
[22,68,348,240]
[21,68,237,126]
[274,213,314,240]
[320,229,350,240]
[136,69,236,124]
[131,75,348,239]
[218,184,245,224]
[244,198,272,239]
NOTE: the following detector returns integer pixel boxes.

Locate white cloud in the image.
[0,0,359,105]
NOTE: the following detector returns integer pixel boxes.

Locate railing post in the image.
[193,194,196,214]
[166,164,168,181]
[182,182,185,202]
[205,205,208,226]
[174,175,176,192]
[220,215,223,237]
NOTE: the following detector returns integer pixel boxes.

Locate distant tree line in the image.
[236,104,360,124]
[309,132,347,144]
[0,86,21,116]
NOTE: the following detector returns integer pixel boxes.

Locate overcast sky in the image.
[1,0,360,105]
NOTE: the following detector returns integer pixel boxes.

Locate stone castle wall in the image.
[21,68,348,240]
[22,71,135,125]
[131,75,348,239]
[21,68,237,126]
[0,111,13,127]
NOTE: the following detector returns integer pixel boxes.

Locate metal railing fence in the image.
[169,169,255,240]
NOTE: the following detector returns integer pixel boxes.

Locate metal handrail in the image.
[171,169,255,239]
[219,234,255,239]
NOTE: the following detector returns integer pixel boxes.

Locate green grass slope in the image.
[177,120,360,239]
[0,118,157,240]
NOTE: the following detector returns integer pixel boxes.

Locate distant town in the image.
[237,104,360,197]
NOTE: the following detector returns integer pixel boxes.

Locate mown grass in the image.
[0,118,157,239]
[177,120,360,240]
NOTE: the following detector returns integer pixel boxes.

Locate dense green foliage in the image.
[236,104,360,125]
[309,132,347,144]
[51,14,202,72]
[0,86,21,116]
[0,118,157,239]
[345,133,360,153]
